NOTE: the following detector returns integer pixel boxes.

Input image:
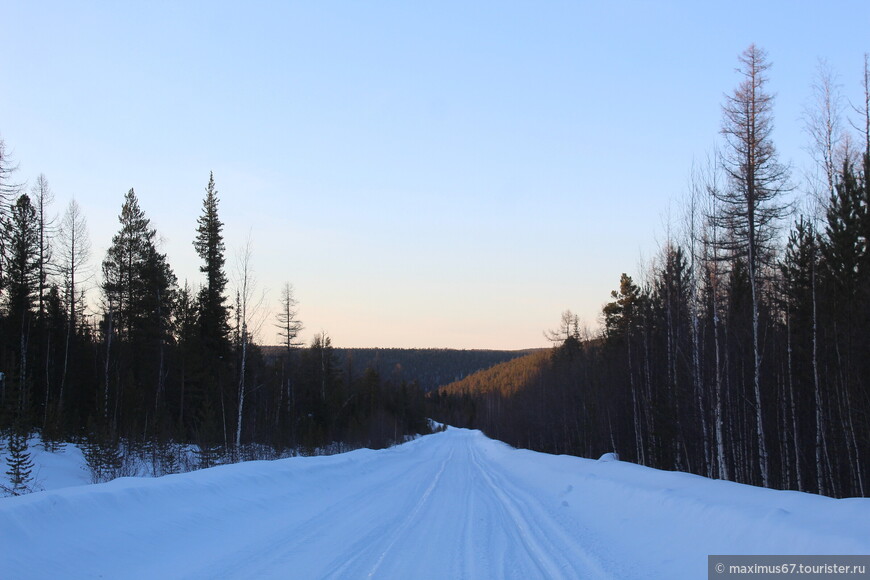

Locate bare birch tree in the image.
[233,235,267,450]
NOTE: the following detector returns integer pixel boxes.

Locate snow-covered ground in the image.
[5,438,90,493]
[2,427,869,579]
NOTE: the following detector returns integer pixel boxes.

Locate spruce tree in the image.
[5,430,34,495]
[194,172,230,355]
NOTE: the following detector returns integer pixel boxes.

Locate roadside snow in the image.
[1,437,89,494]
[2,428,868,579]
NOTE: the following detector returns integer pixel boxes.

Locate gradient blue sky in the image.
[2,1,868,348]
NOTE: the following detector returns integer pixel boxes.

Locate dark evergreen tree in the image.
[602,273,642,339]
[194,172,230,355]
[3,195,40,324]
[780,217,821,493]
[4,430,34,495]
[100,189,176,435]
[2,194,40,423]
[174,282,201,434]
[102,189,155,338]
[823,159,865,299]
[82,427,124,483]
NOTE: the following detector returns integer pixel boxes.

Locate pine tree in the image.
[101,189,176,432]
[102,189,156,338]
[3,195,40,422]
[101,189,175,344]
[822,159,864,298]
[781,218,821,493]
[3,195,40,322]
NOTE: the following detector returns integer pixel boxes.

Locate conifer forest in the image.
[0,165,430,486]
[434,46,870,498]
[3,45,870,498]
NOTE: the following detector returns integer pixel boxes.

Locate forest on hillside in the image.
[433,46,870,498]
[0,168,432,495]
[327,347,534,392]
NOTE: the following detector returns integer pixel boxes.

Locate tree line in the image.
[433,45,870,498]
[0,159,429,494]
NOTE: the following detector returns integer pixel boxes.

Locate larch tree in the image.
[30,174,55,321]
[276,282,303,351]
[0,137,23,301]
[0,137,21,214]
[275,282,303,421]
[716,44,790,487]
[55,198,91,410]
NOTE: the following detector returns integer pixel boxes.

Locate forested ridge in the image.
[433,46,870,498]
[0,167,431,495]
[322,347,537,392]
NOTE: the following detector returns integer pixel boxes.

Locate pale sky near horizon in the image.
[2,1,869,349]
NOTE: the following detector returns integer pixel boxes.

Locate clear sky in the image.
[2,1,868,349]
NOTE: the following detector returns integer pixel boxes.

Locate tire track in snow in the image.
[325,446,455,579]
[194,445,444,579]
[469,440,609,579]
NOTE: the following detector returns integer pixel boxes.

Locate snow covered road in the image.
[3,428,870,579]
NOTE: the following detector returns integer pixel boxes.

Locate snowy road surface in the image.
[3,428,870,579]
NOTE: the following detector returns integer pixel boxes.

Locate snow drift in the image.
[2,427,868,579]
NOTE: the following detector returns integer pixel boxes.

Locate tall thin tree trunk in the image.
[19,313,30,416]
[713,284,728,481]
[785,305,803,491]
[104,308,113,422]
[59,308,71,418]
[628,332,644,465]
[236,328,247,450]
[43,332,51,429]
[842,384,864,496]
[749,249,769,487]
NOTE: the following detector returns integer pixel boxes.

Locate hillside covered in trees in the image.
[327,348,536,392]
[432,46,870,498]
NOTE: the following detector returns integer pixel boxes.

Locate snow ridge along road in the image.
[3,427,870,579]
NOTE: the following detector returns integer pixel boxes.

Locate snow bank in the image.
[0,436,89,495]
[1,428,868,579]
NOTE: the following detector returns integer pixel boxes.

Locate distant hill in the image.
[260,346,539,392]
[437,349,552,397]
